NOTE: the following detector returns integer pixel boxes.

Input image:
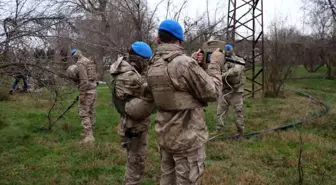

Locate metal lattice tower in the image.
[226,0,264,98]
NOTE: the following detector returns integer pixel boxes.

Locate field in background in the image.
[0,66,335,185]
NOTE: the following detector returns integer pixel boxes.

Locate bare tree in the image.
[264,20,303,98]
[51,0,164,80]
[302,0,336,78]
[164,0,187,22]
[0,0,79,129]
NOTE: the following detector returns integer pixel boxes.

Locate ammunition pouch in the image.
[77,59,97,81]
[87,62,96,81]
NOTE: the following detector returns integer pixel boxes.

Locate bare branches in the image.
[165,0,171,19]
[301,0,336,78]
[173,0,187,22]
[327,0,336,22]
[0,0,68,54]
[163,0,188,22]
[1,0,230,80]
[176,1,226,54]
[264,21,301,98]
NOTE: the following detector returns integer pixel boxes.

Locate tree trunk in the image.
[326,60,334,79]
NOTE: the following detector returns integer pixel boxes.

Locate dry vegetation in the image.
[1,73,335,184]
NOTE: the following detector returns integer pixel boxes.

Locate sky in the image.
[148,0,306,34]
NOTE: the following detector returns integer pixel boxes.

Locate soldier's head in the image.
[156,20,184,46]
[225,44,235,56]
[71,49,82,62]
[128,41,152,73]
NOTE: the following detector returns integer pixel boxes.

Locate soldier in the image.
[9,48,30,94]
[67,49,97,144]
[9,71,28,94]
[110,41,154,185]
[216,44,245,137]
[147,20,222,185]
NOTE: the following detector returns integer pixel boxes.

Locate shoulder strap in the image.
[165,52,185,92]
[162,51,184,62]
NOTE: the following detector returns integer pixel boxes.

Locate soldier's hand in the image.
[191,49,199,60]
[210,48,225,64]
[191,49,204,64]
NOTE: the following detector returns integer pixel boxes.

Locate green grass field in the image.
[0,67,335,185]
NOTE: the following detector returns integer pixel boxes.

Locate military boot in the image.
[234,128,244,138]
[79,130,95,144]
[81,123,96,137]
[216,124,225,134]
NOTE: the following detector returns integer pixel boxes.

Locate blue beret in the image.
[131,41,152,58]
[159,20,184,41]
[225,44,233,51]
[71,49,78,56]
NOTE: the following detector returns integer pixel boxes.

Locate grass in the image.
[0,66,335,184]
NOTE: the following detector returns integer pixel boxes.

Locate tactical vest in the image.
[87,62,96,81]
[147,54,204,111]
[78,58,96,81]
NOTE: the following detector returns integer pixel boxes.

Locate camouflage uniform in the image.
[110,56,154,185]
[68,51,97,143]
[147,44,222,185]
[216,51,245,135]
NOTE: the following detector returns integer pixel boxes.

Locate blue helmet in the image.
[71,49,78,56]
[159,20,184,41]
[131,41,152,58]
[225,44,233,51]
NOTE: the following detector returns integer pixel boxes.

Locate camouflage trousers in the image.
[160,146,206,185]
[78,89,96,136]
[121,129,148,185]
[216,91,244,132]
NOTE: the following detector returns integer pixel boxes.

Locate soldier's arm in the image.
[128,71,143,88]
[121,71,146,98]
[78,64,89,94]
[206,51,223,94]
[176,56,221,103]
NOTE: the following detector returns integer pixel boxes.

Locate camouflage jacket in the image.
[147,44,222,153]
[75,55,97,95]
[110,57,152,135]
